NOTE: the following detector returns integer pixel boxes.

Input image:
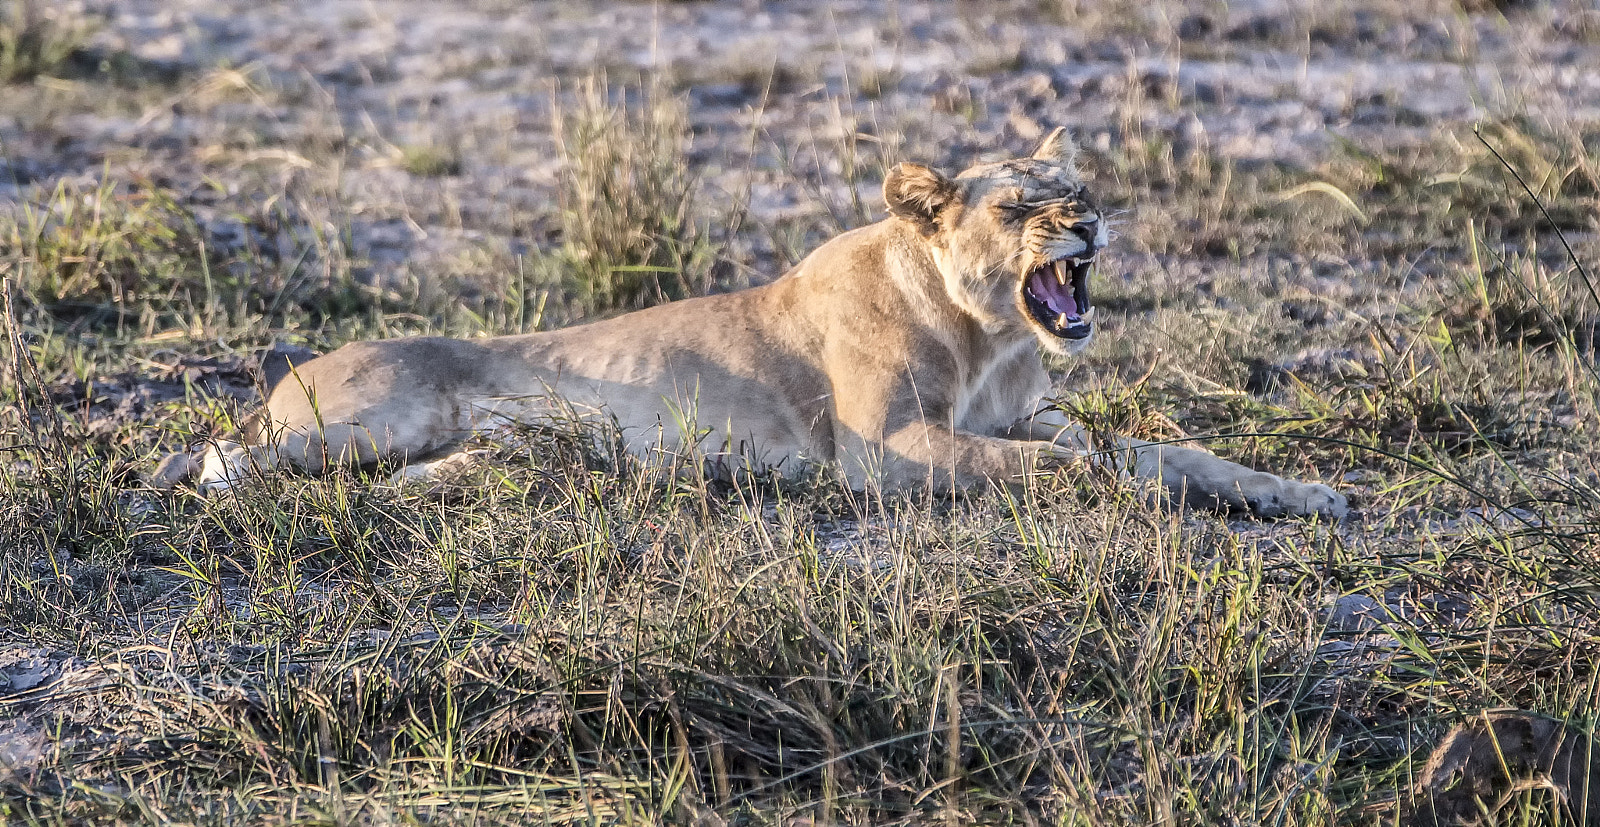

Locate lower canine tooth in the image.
[1057,313,1069,327]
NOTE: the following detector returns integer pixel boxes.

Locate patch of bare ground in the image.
[1,0,1599,823]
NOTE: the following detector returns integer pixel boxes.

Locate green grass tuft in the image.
[0,0,92,84]
[551,75,722,314]
[399,144,463,178]
[0,179,222,326]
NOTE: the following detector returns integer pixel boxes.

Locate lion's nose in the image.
[1067,217,1099,245]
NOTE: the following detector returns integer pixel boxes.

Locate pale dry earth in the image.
[12,0,1600,283]
[3,0,1600,822]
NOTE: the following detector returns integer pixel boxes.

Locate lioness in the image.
[157,129,1346,519]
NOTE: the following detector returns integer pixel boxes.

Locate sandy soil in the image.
[10,0,1599,286]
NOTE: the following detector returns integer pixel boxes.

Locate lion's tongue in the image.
[1030,269,1079,318]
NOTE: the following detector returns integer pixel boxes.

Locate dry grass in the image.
[551,75,723,314]
[0,179,236,331]
[1,2,1600,825]
[0,0,93,85]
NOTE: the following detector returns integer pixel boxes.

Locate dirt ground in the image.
[19,0,1600,284]
[4,0,1600,824]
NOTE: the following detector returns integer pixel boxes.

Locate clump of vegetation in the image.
[0,179,228,326]
[551,75,719,313]
[398,144,462,177]
[0,0,93,84]
[1440,252,1600,355]
[0,177,511,337]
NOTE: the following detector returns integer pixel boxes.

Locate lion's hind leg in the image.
[186,422,394,494]
[382,394,576,486]
[149,450,204,489]
[194,439,276,494]
[146,439,275,494]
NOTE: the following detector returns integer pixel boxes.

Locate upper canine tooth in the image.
[1053,260,1068,286]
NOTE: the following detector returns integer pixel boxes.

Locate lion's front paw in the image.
[1279,480,1348,521]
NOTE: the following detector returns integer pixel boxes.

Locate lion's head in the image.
[883,128,1106,356]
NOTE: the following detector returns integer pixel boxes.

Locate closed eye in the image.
[997,195,1079,214]
[995,201,1034,219]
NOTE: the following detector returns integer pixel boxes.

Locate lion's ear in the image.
[883,163,957,234]
[1032,126,1078,167]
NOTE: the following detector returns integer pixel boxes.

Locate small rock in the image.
[0,720,47,777]
[1171,112,1206,160]
[693,83,747,107]
[1328,594,1399,632]
[1177,13,1217,40]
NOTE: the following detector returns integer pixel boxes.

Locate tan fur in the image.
[160,130,1345,519]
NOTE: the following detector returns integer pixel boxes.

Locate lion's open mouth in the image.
[1022,256,1093,339]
